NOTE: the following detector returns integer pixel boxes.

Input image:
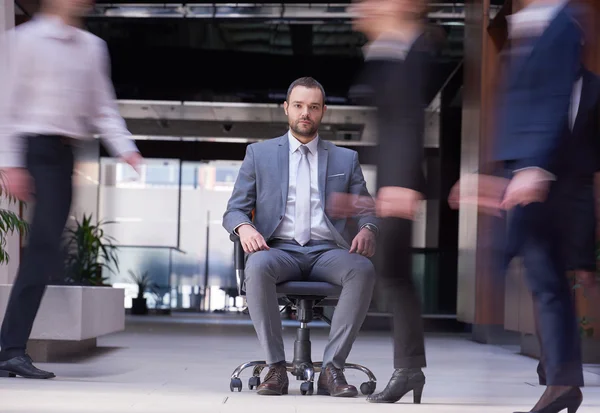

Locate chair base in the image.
[229,360,377,396]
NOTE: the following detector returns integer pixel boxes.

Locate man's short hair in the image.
[286,77,327,104]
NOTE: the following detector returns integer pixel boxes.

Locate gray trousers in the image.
[244,239,376,368]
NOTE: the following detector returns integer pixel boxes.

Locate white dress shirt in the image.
[0,15,137,168]
[570,76,582,130]
[272,132,334,242]
[506,0,569,39]
[362,29,423,62]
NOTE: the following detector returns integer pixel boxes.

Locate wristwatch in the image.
[362,223,379,237]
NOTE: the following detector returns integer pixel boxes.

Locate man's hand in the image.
[326,193,375,218]
[501,169,551,210]
[448,174,508,216]
[0,167,32,201]
[349,227,376,257]
[120,152,143,174]
[376,187,423,220]
[237,224,270,254]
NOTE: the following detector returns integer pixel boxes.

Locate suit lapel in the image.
[278,135,290,212]
[318,139,328,206]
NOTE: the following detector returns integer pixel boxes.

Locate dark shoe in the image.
[514,387,582,413]
[317,364,358,397]
[256,364,288,396]
[0,355,56,379]
[367,368,425,404]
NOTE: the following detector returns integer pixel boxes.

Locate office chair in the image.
[228,234,377,396]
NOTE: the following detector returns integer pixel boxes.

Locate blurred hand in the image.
[448,174,508,216]
[376,187,423,220]
[120,151,143,174]
[0,167,33,202]
[349,227,376,257]
[327,193,375,218]
[501,169,551,210]
[237,224,270,254]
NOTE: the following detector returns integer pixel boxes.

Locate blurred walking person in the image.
[329,0,436,404]
[450,1,586,412]
[0,0,141,379]
[535,64,600,387]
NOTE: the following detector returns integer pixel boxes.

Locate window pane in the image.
[99,158,180,247]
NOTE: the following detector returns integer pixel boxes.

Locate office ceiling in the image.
[11,1,506,103]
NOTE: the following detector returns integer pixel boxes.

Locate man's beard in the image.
[291,119,319,137]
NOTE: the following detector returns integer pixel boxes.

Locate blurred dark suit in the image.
[350,32,435,369]
[559,68,600,273]
[536,67,600,385]
[495,3,585,387]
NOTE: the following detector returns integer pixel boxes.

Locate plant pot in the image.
[150,308,171,316]
[131,297,148,315]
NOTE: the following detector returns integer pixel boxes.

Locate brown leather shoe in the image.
[256,364,289,396]
[317,364,358,397]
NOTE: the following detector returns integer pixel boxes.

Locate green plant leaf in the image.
[0,170,29,265]
[62,213,118,286]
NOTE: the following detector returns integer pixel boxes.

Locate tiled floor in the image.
[0,313,599,413]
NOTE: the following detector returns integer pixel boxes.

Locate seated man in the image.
[223,77,378,397]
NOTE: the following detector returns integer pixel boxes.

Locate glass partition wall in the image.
[98,157,445,314]
[99,158,239,311]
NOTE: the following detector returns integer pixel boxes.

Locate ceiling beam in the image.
[14,0,37,17]
[87,3,499,21]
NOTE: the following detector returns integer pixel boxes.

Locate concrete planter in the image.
[0,285,125,362]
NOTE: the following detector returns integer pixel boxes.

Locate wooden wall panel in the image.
[458,0,511,342]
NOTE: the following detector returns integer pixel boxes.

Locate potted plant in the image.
[62,214,119,286]
[126,269,156,315]
[0,170,28,265]
[564,243,600,364]
[149,288,171,315]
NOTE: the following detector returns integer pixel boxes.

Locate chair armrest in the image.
[230,234,246,295]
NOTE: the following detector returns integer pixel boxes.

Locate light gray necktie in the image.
[295,145,311,246]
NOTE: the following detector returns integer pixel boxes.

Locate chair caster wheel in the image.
[248,376,261,390]
[230,377,242,392]
[360,381,376,395]
[300,382,314,396]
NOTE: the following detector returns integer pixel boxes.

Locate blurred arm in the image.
[89,39,138,157]
[223,145,257,234]
[511,23,582,174]
[377,59,428,194]
[348,151,379,232]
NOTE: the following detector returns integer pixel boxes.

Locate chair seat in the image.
[276,281,342,298]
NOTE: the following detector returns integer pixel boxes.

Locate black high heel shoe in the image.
[367,368,425,404]
[514,387,582,413]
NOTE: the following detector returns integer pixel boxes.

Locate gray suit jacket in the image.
[223,134,378,249]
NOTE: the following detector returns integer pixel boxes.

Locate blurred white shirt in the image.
[0,14,137,168]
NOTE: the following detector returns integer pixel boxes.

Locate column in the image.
[457,0,515,343]
[0,0,13,32]
[0,0,19,285]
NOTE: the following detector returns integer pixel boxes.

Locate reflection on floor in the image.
[1,313,599,413]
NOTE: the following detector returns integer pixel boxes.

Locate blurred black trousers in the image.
[0,135,74,359]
